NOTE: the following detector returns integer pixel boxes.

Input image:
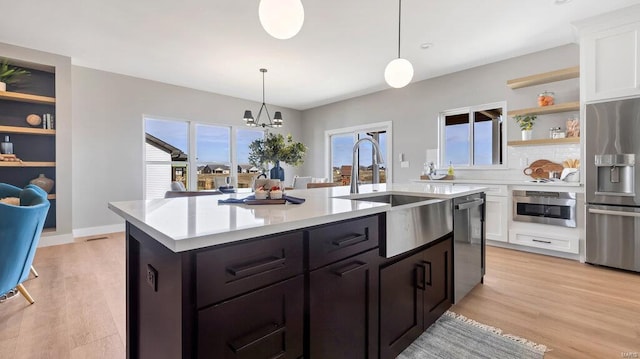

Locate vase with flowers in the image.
[248,133,307,181]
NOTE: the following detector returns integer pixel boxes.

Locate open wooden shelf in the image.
[507,66,580,89]
[0,125,55,135]
[0,91,55,105]
[508,137,580,146]
[0,161,55,167]
[508,101,580,117]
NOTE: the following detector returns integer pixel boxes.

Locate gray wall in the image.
[72,66,304,230]
[301,44,579,181]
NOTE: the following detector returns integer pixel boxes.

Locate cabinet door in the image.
[309,248,380,359]
[485,195,508,242]
[583,22,640,102]
[379,251,424,359]
[422,237,453,329]
[197,276,303,359]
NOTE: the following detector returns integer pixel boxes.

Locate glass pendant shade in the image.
[384,58,414,88]
[273,111,283,127]
[259,0,305,40]
[244,110,256,126]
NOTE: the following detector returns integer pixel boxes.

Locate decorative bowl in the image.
[428,174,447,180]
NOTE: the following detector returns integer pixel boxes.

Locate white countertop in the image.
[108,183,486,252]
[413,178,582,189]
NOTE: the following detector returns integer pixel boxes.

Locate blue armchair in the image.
[0,183,50,304]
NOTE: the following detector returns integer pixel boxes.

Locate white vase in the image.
[0,82,6,91]
[521,130,532,141]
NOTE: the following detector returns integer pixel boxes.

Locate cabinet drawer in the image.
[197,276,303,359]
[307,215,380,270]
[196,232,303,306]
[509,231,578,254]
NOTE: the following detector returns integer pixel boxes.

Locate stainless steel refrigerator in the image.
[585,97,640,272]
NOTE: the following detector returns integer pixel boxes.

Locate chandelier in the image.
[243,68,283,128]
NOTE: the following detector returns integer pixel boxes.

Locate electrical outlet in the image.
[146,264,158,292]
[401,161,410,168]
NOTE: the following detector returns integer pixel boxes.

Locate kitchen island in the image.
[109,183,486,359]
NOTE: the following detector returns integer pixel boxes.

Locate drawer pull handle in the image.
[333,261,367,277]
[422,261,433,286]
[415,264,426,290]
[532,239,552,244]
[228,323,285,353]
[227,256,286,277]
[332,233,367,247]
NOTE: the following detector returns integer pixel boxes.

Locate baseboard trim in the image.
[39,232,74,247]
[73,223,125,239]
[487,240,580,261]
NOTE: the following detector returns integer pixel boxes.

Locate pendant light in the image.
[259,0,305,40]
[384,0,414,88]
[243,68,283,128]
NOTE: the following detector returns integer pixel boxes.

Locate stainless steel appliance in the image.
[512,190,577,228]
[453,193,485,303]
[585,97,640,272]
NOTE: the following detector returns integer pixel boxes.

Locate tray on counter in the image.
[244,199,287,205]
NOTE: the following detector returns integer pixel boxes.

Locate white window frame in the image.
[324,121,393,184]
[438,101,507,170]
[142,115,266,199]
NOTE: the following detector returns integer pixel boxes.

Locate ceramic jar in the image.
[30,173,54,193]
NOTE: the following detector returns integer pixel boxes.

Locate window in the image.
[144,118,189,199]
[144,117,264,199]
[236,129,265,189]
[326,122,392,185]
[439,102,505,168]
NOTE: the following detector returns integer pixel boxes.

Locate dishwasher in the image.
[453,193,485,303]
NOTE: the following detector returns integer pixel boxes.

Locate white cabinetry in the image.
[576,6,640,102]
[484,185,508,243]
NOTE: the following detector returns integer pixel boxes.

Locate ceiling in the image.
[1,0,639,110]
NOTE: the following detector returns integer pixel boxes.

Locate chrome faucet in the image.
[350,137,384,194]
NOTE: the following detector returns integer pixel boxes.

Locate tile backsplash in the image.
[508,143,581,170]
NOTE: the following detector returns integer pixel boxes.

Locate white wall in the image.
[72,66,304,232]
[301,44,580,182]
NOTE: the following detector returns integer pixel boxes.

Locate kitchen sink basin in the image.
[349,194,435,207]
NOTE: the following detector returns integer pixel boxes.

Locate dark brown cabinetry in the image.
[126,214,384,359]
[309,248,380,359]
[379,236,453,359]
[198,276,304,359]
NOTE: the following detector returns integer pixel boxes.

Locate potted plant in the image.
[248,133,307,181]
[514,114,536,140]
[0,59,30,92]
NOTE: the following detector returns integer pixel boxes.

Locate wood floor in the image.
[1,233,639,358]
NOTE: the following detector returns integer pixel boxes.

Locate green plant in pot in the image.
[248,133,307,181]
[514,114,537,140]
[0,59,30,92]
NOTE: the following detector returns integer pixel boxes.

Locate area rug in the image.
[398,311,548,359]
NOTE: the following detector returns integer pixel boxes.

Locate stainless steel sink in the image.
[350,194,434,207]
[347,193,453,257]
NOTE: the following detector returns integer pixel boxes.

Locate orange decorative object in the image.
[537,91,555,107]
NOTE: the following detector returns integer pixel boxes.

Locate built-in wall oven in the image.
[512,190,577,228]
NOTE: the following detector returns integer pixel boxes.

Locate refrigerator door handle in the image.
[588,208,640,218]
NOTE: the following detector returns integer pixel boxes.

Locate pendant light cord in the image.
[262,70,266,104]
[397,0,402,59]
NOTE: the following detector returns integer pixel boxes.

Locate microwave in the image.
[512,190,577,228]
